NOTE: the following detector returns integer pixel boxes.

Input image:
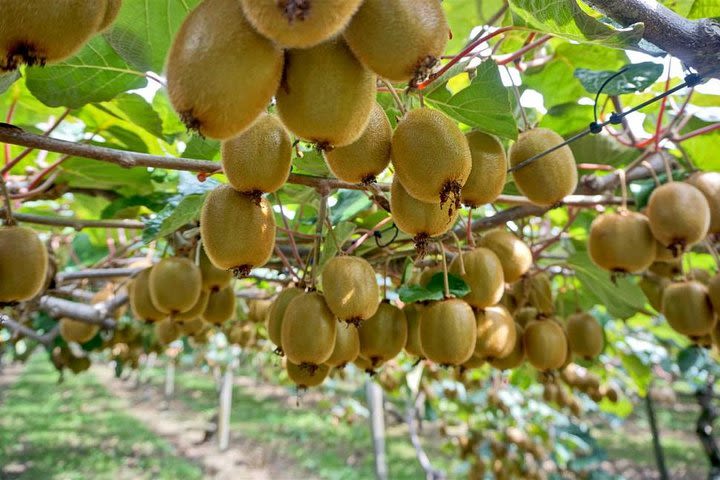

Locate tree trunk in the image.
[218,366,233,451]
[366,381,389,480]
[695,383,720,480]
[645,389,670,480]
[164,359,175,401]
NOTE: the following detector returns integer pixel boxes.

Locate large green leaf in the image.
[688,0,720,18]
[142,194,205,243]
[679,116,720,171]
[57,157,154,196]
[111,93,165,139]
[574,62,664,95]
[523,59,587,109]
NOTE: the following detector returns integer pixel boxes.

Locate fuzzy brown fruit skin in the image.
[475,306,516,361]
[639,275,669,312]
[198,246,232,293]
[462,132,508,207]
[325,323,360,368]
[390,178,459,245]
[227,322,255,348]
[286,360,330,388]
[0,226,48,303]
[179,317,206,336]
[404,304,424,357]
[281,292,337,366]
[240,0,364,49]
[450,248,505,309]
[527,273,554,316]
[166,0,284,140]
[391,108,471,206]
[514,307,539,328]
[200,185,276,276]
[175,291,210,324]
[344,0,449,83]
[489,323,525,370]
[277,39,376,148]
[322,256,379,324]
[687,172,720,234]
[149,257,202,315]
[662,281,716,337]
[323,103,391,184]
[222,113,292,195]
[478,230,532,284]
[154,318,180,345]
[202,286,236,326]
[419,299,476,366]
[647,182,710,254]
[59,318,99,344]
[0,1,107,71]
[509,128,578,206]
[523,319,568,371]
[358,302,407,366]
[266,287,303,350]
[98,0,122,31]
[129,268,166,323]
[709,274,720,313]
[566,312,604,359]
[588,211,656,273]
[248,299,272,324]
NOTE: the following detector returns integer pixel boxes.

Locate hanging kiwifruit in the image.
[647,182,710,255]
[404,304,424,358]
[276,39,376,148]
[687,172,720,234]
[166,0,284,139]
[566,312,604,359]
[322,256,380,325]
[149,257,203,315]
[708,274,720,312]
[344,0,449,84]
[358,301,407,367]
[202,286,236,326]
[129,268,166,323]
[489,323,525,370]
[523,319,568,371]
[281,292,337,367]
[588,211,656,273]
[0,1,108,71]
[353,354,374,372]
[227,322,255,348]
[323,103,392,184]
[449,248,505,309]
[154,318,180,345]
[175,291,210,325]
[179,317,206,336]
[59,318,99,344]
[462,132,508,207]
[478,230,532,284]
[509,128,578,206]
[649,259,683,278]
[222,113,292,195]
[248,299,273,324]
[239,0,363,49]
[286,360,330,388]
[325,323,360,368]
[419,299,476,366]
[198,245,232,293]
[514,307,539,328]
[98,0,123,31]
[527,273,554,316]
[461,354,485,370]
[662,281,716,337]
[390,178,459,251]
[0,226,48,303]
[200,185,276,277]
[474,306,516,361]
[266,287,303,352]
[639,275,670,312]
[391,108,472,207]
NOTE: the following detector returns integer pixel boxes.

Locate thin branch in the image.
[56,267,143,283]
[0,314,58,345]
[0,209,145,230]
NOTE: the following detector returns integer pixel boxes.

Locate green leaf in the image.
[142,194,206,243]
[330,190,373,223]
[688,0,720,18]
[319,222,357,272]
[677,346,702,373]
[679,117,720,171]
[539,103,595,136]
[0,71,20,94]
[524,59,587,109]
[25,37,146,108]
[100,193,174,219]
[111,93,165,139]
[69,233,110,267]
[182,136,220,161]
[574,62,664,95]
[569,132,639,167]
[426,273,471,299]
[57,157,154,196]
[293,148,331,177]
[425,61,518,139]
[398,284,444,304]
[620,352,652,396]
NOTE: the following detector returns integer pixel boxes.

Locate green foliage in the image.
[575,62,665,95]
[398,273,470,303]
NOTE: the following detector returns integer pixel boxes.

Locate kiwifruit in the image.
[352,354,374,372]
[461,354,485,370]
[509,128,578,206]
[202,286,236,326]
[662,281,716,337]
[523,319,568,371]
[322,256,380,325]
[649,259,683,278]
[475,306,516,361]
[222,113,292,195]
[462,132,508,207]
[695,334,713,349]
[98,0,122,31]
[266,287,303,352]
[654,238,676,262]
[239,0,364,49]
[566,312,604,359]
[708,274,720,312]
[404,304,424,357]
[179,317,206,336]
[286,360,330,388]
[449,248,505,309]
[154,318,180,345]
[490,323,525,370]
[391,108,472,207]
[129,268,166,323]
[687,172,720,234]
[692,269,712,285]
[281,292,337,367]
[358,301,407,367]
[647,182,710,255]
[0,226,48,303]
[67,356,91,374]
[227,322,255,348]
[478,230,532,284]
[166,0,284,139]
[198,245,232,293]
[588,211,656,273]
[638,275,670,312]
[277,39,376,148]
[149,257,203,315]
[390,178,459,251]
[344,0,448,84]
[325,323,360,368]
[248,298,272,324]
[200,185,276,277]
[514,307,539,328]
[0,1,107,71]
[527,273,554,316]
[59,318,99,344]
[418,299,476,366]
[323,103,391,184]
[173,291,209,325]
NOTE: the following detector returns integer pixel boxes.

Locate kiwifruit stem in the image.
[450,232,466,276]
[438,240,451,299]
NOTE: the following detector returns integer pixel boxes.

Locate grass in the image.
[0,355,203,480]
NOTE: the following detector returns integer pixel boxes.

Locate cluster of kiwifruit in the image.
[540,365,619,417]
[462,428,549,480]
[0,1,122,71]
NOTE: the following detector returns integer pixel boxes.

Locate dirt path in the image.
[94,365,317,480]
